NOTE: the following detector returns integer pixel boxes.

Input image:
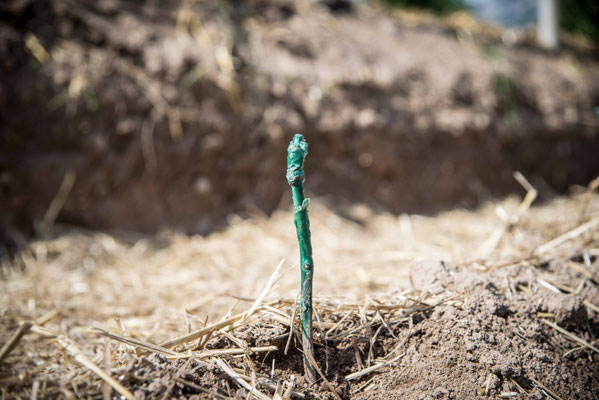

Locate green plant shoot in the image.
[286,133,316,384]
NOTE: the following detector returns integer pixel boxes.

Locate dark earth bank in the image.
[1,0,599,242]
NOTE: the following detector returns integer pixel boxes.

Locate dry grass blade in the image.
[508,377,528,394]
[537,278,562,294]
[578,176,599,221]
[530,377,564,400]
[345,353,406,381]
[273,381,284,400]
[382,327,415,361]
[545,279,583,295]
[160,299,280,350]
[29,325,59,338]
[352,375,377,394]
[56,336,134,400]
[351,336,365,370]
[301,350,342,400]
[325,311,351,337]
[540,319,599,354]
[513,171,537,213]
[534,217,599,256]
[24,33,49,63]
[160,309,252,349]
[260,309,339,331]
[166,345,277,360]
[34,309,59,326]
[247,259,285,317]
[174,377,229,399]
[584,300,599,313]
[92,327,181,356]
[0,321,33,363]
[102,340,111,400]
[41,170,76,232]
[284,294,300,355]
[213,357,271,400]
[31,379,40,400]
[475,171,537,259]
[283,375,297,399]
[239,377,305,399]
[566,261,598,284]
[563,345,586,357]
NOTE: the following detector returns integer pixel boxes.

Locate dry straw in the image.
[1,175,598,398]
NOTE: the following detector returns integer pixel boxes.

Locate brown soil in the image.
[1,193,598,399]
[124,260,599,400]
[129,284,599,400]
[1,0,599,243]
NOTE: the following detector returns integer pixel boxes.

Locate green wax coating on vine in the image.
[286,134,314,343]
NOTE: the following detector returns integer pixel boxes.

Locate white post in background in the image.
[537,0,559,49]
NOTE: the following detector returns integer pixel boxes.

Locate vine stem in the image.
[286,134,316,384]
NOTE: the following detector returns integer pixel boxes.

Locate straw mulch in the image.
[1,178,598,399]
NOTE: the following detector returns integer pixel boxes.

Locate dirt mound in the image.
[121,258,599,400]
[125,285,598,400]
[1,0,599,242]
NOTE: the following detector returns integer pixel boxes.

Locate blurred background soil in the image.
[1,0,598,246]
